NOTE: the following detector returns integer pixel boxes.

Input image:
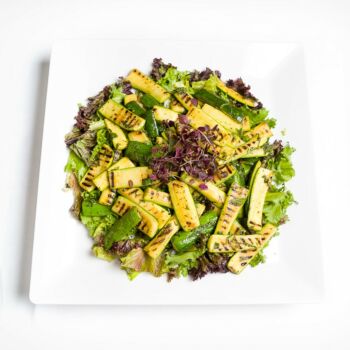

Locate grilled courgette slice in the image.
[152,106,178,122]
[201,104,241,133]
[247,167,272,231]
[229,220,248,235]
[216,80,257,107]
[99,99,145,131]
[99,188,117,206]
[139,201,171,229]
[168,180,200,231]
[207,234,263,253]
[143,188,173,208]
[195,202,206,217]
[239,148,265,158]
[241,116,250,131]
[117,188,144,203]
[227,224,277,274]
[79,144,114,191]
[111,196,158,238]
[124,94,138,105]
[108,167,151,189]
[104,119,128,150]
[144,217,180,259]
[244,122,273,140]
[213,164,236,184]
[93,157,135,191]
[217,135,268,163]
[181,173,226,208]
[126,69,170,103]
[170,99,186,113]
[187,107,230,146]
[128,131,151,144]
[214,184,248,235]
[174,91,198,110]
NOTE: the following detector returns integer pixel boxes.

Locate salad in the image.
[65,58,295,281]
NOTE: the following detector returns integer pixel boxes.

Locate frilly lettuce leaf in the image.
[163,250,203,277]
[249,251,266,267]
[89,128,112,163]
[271,145,296,184]
[80,214,116,237]
[120,247,147,272]
[110,85,125,103]
[263,190,295,225]
[191,74,220,93]
[65,151,88,182]
[92,246,116,262]
[157,67,193,94]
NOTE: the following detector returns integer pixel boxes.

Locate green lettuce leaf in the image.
[88,119,105,131]
[263,190,295,225]
[81,189,101,202]
[89,128,112,163]
[80,215,101,236]
[249,251,266,267]
[271,145,295,184]
[92,246,116,262]
[157,67,193,94]
[65,151,88,182]
[164,250,203,277]
[80,214,116,237]
[120,247,147,273]
[191,74,220,94]
[69,131,96,166]
[110,85,125,103]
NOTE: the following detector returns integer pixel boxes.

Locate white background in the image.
[0,0,349,349]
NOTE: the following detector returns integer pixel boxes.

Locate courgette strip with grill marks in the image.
[229,220,248,235]
[247,167,273,232]
[168,180,200,231]
[79,144,114,191]
[181,173,226,208]
[117,188,144,203]
[144,217,180,259]
[152,106,178,122]
[143,188,173,209]
[99,188,117,206]
[108,167,152,189]
[94,157,135,191]
[112,196,158,238]
[216,80,257,107]
[187,107,231,146]
[207,234,263,253]
[213,164,236,184]
[170,98,186,113]
[174,91,198,110]
[201,103,242,133]
[244,122,273,140]
[138,201,171,229]
[99,99,145,131]
[214,184,248,235]
[227,224,277,274]
[126,69,170,103]
[217,135,268,163]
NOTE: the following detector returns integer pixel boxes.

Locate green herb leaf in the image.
[263,190,295,225]
[157,67,193,94]
[110,85,125,103]
[64,151,88,182]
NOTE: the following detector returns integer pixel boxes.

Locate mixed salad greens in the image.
[65,59,295,281]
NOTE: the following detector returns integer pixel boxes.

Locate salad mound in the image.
[65,59,295,281]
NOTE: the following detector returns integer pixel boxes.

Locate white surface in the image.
[1,0,350,348]
[30,40,323,305]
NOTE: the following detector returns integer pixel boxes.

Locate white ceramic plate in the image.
[30,40,323,304]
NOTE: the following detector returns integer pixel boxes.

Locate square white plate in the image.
[30,40,323,304]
